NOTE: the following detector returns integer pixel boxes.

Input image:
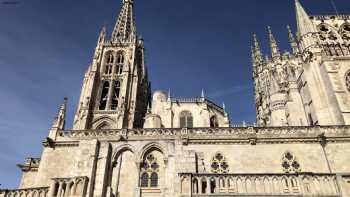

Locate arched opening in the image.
[116,52,124,75]
[53,182,59,196]
[193,179,199,194]
[180,111,193,128]
[96,122,111,130]
[140,172,149,187]
[111,150,138,197]
[111,81,121,110]
[150,172,158,187]
[201,178,207,194]
[99,81,110,110]
[105,53,114,75]
[210,116,219,128]
[210,178,216,193]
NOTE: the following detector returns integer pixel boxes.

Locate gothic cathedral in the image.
[1,0,350,197]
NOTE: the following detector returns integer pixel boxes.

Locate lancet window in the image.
[281,152,301,173]
[140,154,159,188]
[111,81,121,110]
[180,111,193,128]
[105,53,114,75]
[99,81,110,110]
[210,152,229,173]
[116,52,124,75]
[210,116,219,128]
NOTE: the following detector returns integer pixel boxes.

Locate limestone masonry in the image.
[1,0,350,196]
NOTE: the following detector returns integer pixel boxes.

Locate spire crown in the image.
[111,0,137,43]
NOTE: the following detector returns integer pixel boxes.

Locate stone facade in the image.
[1,0,350,197]
[253,0,350,127]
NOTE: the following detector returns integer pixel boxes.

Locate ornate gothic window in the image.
[346,72,350,92]
[210,116,219,128]
[99,81,110,110]
[116,53,124,75]
[180,111,193,128]
[210,153,229,173]
[281,152,301,173]
[111,81,121,110]
[140,154,159,188]
[105,53,114,75]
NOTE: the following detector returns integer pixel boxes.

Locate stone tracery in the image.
[210,152,229,173]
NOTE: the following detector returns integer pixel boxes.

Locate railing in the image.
[50,176,88,197]
[59,125,350,140]
[179,173,340,196]
[0,187,49,197]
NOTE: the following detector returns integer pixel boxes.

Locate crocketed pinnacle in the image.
[287,25,299,54]
[267,26,281,60]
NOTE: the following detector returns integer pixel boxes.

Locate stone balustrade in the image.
[50,176,88,197]
[179,173,340,196]
[0,187,49,197]
[59,126,350,141]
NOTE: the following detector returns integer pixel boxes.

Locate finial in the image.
[223,102,226,112]
[147,102,151,114]
[52,98,68,130]
[123,0,133,4]
[201,89,205,98]
[267,26,281,60]
[287,25,299,55]
[167,89,171,102]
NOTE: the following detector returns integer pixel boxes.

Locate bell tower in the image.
[73,0,151,130]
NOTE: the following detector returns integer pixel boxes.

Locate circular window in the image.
[346,72,350,92]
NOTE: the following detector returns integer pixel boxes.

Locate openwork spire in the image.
[295,0,316,36]
[287,25,299,55]
[267,26,281,60]
[111,0,136,43]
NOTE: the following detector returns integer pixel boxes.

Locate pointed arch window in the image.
[104,53,114,75]
[115,52,124,75]
[111,81,121,110]
[210,116,219,128]
[282,152,301,173]
[180,111,193,128]
[140,154,159,188]
[99,81,110,110]
[210,152,229,173]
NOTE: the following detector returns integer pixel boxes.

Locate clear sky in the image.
[0,0,349,189]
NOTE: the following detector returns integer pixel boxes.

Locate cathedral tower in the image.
[253,0,350,126]
[73,0,151,130]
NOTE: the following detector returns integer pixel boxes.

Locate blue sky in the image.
[0,0,349,189]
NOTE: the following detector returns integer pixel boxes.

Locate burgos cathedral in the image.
[2,0,350,196]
